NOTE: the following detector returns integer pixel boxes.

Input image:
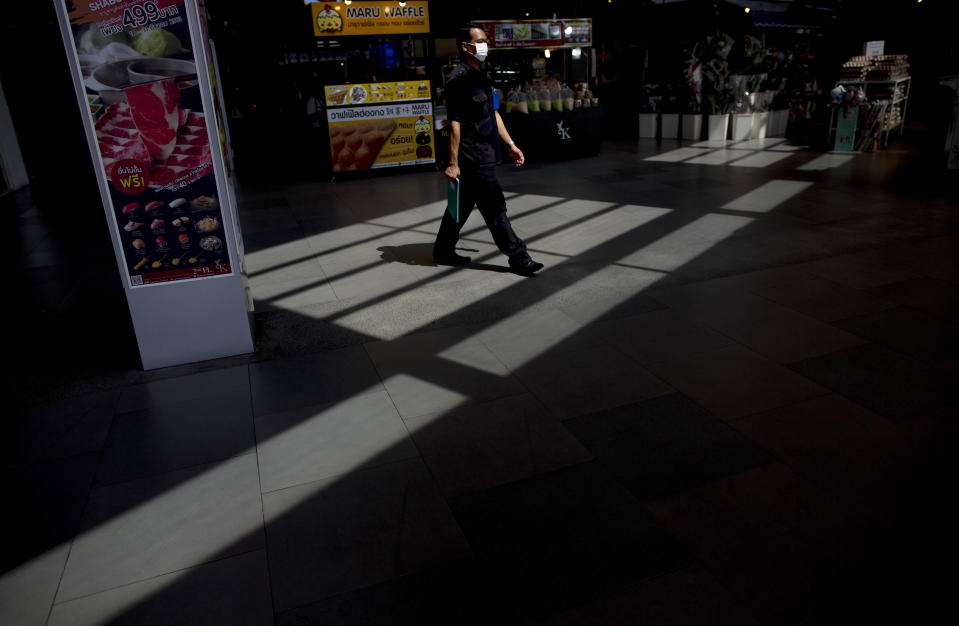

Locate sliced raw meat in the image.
[176,145,209,157]
[100,126,140,141]
[177,134,207,146]
[150,165,191,187]
[94,102,151,176]
[124,78,181,162]
[93,98,213,188]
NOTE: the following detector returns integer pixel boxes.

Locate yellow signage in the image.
[327,102,435,172]
[312,1,430,37]
[325,80,431,107]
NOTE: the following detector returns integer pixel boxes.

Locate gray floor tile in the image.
[274,559,486,626]
[116,365,250,414]
[647,345,829,420]
[527,269,668,325]
[237,205,300,234]
[528,564,762,626]
[887,235,959,286]
[615,213,756,275]
[247,254,328,288]
[241,228,310,256]
[48,550,273,626]
[1,454,99,626]
[748,274,896,322]
[647,463,867,625]
[256,389,418,493]
[5,452,97,556]
[789,343,958,421]
[96,390,255,485]
[14,135,959,626]
[263,458,471,611]
[720,179,813,213]
[695,265,812,292]
[868,277,959,320]
[245,249,327,283]
[249,346,382,416]
[733,394,913,521]
[365,327,526,419]
[564,393,774,501]
[250,273,339,310]
[581,307,735,365]
[6,390,117,468]
[651,280,867,363]
[0,542,71,626]
[796,153,855,171]
[516,343,674,420]
[322,257,423,301]
[405,394,592,497]
[58,453,264,602]
[473,307,584,370]
[303,222,386,265]
[835,305,959,364]
[448,461,692,621]
[798,250,921,290]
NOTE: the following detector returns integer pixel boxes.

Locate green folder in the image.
[447,177,460,223]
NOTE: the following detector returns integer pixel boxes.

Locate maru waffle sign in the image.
[312,1,429,37]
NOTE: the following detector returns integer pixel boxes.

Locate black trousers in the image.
[433,163,530,262]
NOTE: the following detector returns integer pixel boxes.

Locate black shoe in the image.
[434,252,471,266]
[510,258,544,276]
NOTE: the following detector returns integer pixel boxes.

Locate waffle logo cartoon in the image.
[414,116,432,146]
[316,5,343,34]
[414,116,432,135]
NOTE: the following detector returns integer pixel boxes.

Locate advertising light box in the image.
[326,80,435,173]
[312,1,430,37]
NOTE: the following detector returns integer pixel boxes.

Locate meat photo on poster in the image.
[72,0,212,191]
[67,0,229,285]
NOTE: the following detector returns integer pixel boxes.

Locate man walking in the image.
[433,23,544,276]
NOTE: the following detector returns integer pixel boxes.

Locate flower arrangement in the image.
[698,32,735,115]
[642,83,660,113]
[682,46,703,114]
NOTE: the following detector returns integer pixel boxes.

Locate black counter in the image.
[503,106,603,161]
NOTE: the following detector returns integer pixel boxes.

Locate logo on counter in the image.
[557,120,572,142]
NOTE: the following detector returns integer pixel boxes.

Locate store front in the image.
[309,0,437,178]
[478,18,601,161]
[430,16,601,163]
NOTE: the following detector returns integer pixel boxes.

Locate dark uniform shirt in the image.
[445,61,501,167]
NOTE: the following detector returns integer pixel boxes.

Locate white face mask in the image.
[470,42,489,62]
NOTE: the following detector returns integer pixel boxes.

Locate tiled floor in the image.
[6,135,959,625]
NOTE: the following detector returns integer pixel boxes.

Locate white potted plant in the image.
[639,110,658,138]
[659,91,680,140]
[744,75,768,140]
[731,111,752,140]
[639,84,658,138]
[751,99,769,140]
[705,94,730,141]
[769,90,789,136]
[681,55,704,141]
[731,101,752,140]
[727,75,752,140]
[682,101,703,141]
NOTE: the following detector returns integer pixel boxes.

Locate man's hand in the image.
[445,164,460,182]
[508,143,525,166]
